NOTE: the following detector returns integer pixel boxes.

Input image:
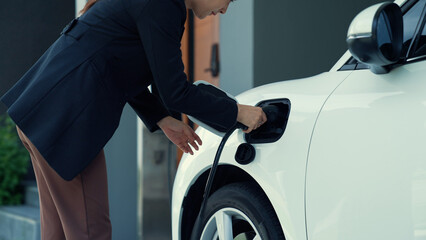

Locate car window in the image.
[403,0,425,43]
[403,0,426,56]
[409,3,426,58]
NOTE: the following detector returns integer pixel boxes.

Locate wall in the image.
[219,0,255,96]
[103,105,138,240]
[220,0,383,90]
[253,0,383,86]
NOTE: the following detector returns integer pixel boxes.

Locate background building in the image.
[0,0,382,239]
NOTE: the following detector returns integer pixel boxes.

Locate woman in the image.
[1,0,266,238]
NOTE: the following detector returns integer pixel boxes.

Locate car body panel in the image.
[172,71,352,240]
[306,61,426,240]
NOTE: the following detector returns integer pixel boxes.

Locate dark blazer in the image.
[1,0,238,180]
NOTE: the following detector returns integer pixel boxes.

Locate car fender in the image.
[172,71,352,240]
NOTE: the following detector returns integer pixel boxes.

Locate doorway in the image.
[177,12,221,163]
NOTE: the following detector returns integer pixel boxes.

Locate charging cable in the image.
[190,122,247,239]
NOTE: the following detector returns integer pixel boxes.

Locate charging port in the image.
[244,99,291,144]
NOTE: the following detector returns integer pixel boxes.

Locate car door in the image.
[306,1,426,239]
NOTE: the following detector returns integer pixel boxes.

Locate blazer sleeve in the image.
[128,88,170,132]
[135,0,238,132]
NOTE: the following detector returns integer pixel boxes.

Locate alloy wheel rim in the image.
[200,207,262,240]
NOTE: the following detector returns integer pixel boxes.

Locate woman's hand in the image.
[157,116,202,155]
[237,104,267,133]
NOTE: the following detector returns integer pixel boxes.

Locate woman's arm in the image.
[128,88,202,154]
[135,0,238,131]
[127,88,170,132]
[135,0,266,133]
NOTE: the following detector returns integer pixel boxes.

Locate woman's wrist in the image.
[237,103,242,122]
[157,116,172,129]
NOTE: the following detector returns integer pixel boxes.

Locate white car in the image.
[172,0,426,239]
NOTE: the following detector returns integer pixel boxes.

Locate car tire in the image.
[190,182,285,240]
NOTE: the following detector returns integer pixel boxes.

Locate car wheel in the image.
[190,182,285,240]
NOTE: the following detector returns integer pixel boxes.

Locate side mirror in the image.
[347,2,403,74]
[187,80,238,137]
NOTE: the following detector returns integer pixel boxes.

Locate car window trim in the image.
[401,0,419,13]
[406,54,426,62]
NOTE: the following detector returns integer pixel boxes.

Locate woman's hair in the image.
[80,0,97,15]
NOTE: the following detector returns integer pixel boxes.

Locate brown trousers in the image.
[16,126,112,240]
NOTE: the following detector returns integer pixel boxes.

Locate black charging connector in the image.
[245,99,290,144]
